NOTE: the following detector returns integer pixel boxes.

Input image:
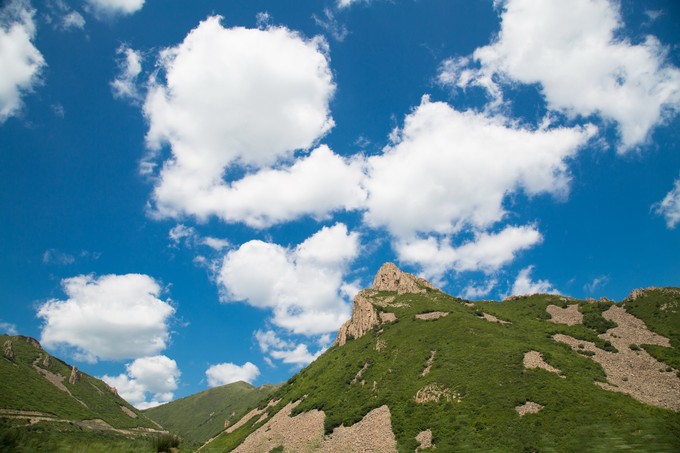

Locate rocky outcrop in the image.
[415,429,434,451]
[19,336,42,350]
[3,340,14,361]
[335,264,440,346]
[515,401,544,416]
[523,351,563,377]
[554,305,680,411]
[69,366,80,385]
[546,304,583,326]
[335,291,380,346]
[624,286,680,302]
[372,262,437,295]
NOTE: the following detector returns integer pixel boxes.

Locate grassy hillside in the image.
[207,287,680,452]
[0,335,173,452]
[144,381,277,447]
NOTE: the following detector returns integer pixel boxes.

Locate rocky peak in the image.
[335,263,437,346]
[335,290,379,346]
[372,262,437,295]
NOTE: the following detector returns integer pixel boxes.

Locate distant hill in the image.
[202,263,680,452]
[0,334,168,452]
[144,380,277,448]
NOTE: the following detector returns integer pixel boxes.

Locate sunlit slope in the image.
[0,334,167,452]
[205,265,680,452]
[144,380,277,447]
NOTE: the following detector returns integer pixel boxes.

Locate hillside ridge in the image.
[204,263,680,452]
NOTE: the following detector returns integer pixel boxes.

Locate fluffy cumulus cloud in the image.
[396,225,543,281]
[365,98,595,238]
[443,0,680,151]
[143,16,338,224]
[101,355,180,409]
[255,329,325,367]
[111,45,142,101]
[85,0,144,18]
[37,274,175,362]
[0,0,45,122]
[653,178,680,229]
[218,223,359,335]
[510,266,559,296]
[205,362,260,387]
[154,145,365,228]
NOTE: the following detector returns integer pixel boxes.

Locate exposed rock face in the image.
[415,383,461,404]
[415,311,448,321]
[335,264,440,346]
[624,286,680,302]
[515,401,544,416]
[19,336,42,350]
[42,354,51,368]
[415,429,434,451]
[69,366,80,385]
[335,291,380,346]
[554,305,680,411]
[231,402,398,453]
[3,340,14,361]
[523,351,563,377]
[546,304,583,326]
[372,262,437,295]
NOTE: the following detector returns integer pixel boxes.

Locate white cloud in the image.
[111,44,142,101]
[313,8,348,42]
[337,0,369,8]
[61,11,85,30]
[37,274,175,362]
[218,223,359,335]
[0,321,18,335]
[153,145,366,228]
[653,177,680,229]
[101,355,180,409]
[42,248,75,265]
[454,0,680,151]
[364,97,595,238]
[270,343,321,366]
[202,237,230,251]
[461,279,497,300]
[395,225,543,281]
[85,0,144,18]
[255,330,324,367]
[143,16,336,224]
[0,0,45,122]
[510,266,559,296]
[205,362,259,387]
[584,275,609,293]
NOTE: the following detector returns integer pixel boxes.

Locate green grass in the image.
[622,289,680,377]
[0,419,156,453]
[144,380,277,448]
[210,290,680,452]
[0,335,156,429]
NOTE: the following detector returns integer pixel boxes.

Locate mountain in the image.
[0,334,169,452]
[144,381,277,448]
[202,263,680,452]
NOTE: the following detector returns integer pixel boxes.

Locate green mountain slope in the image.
[144,381,277,447]
[0,335,169,452]
[205,264,680,453]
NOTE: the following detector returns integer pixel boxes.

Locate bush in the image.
[152,433,181,452]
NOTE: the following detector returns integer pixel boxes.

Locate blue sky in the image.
[1,0,679,408]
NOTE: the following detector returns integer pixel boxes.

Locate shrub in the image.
[152,433,181,452]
